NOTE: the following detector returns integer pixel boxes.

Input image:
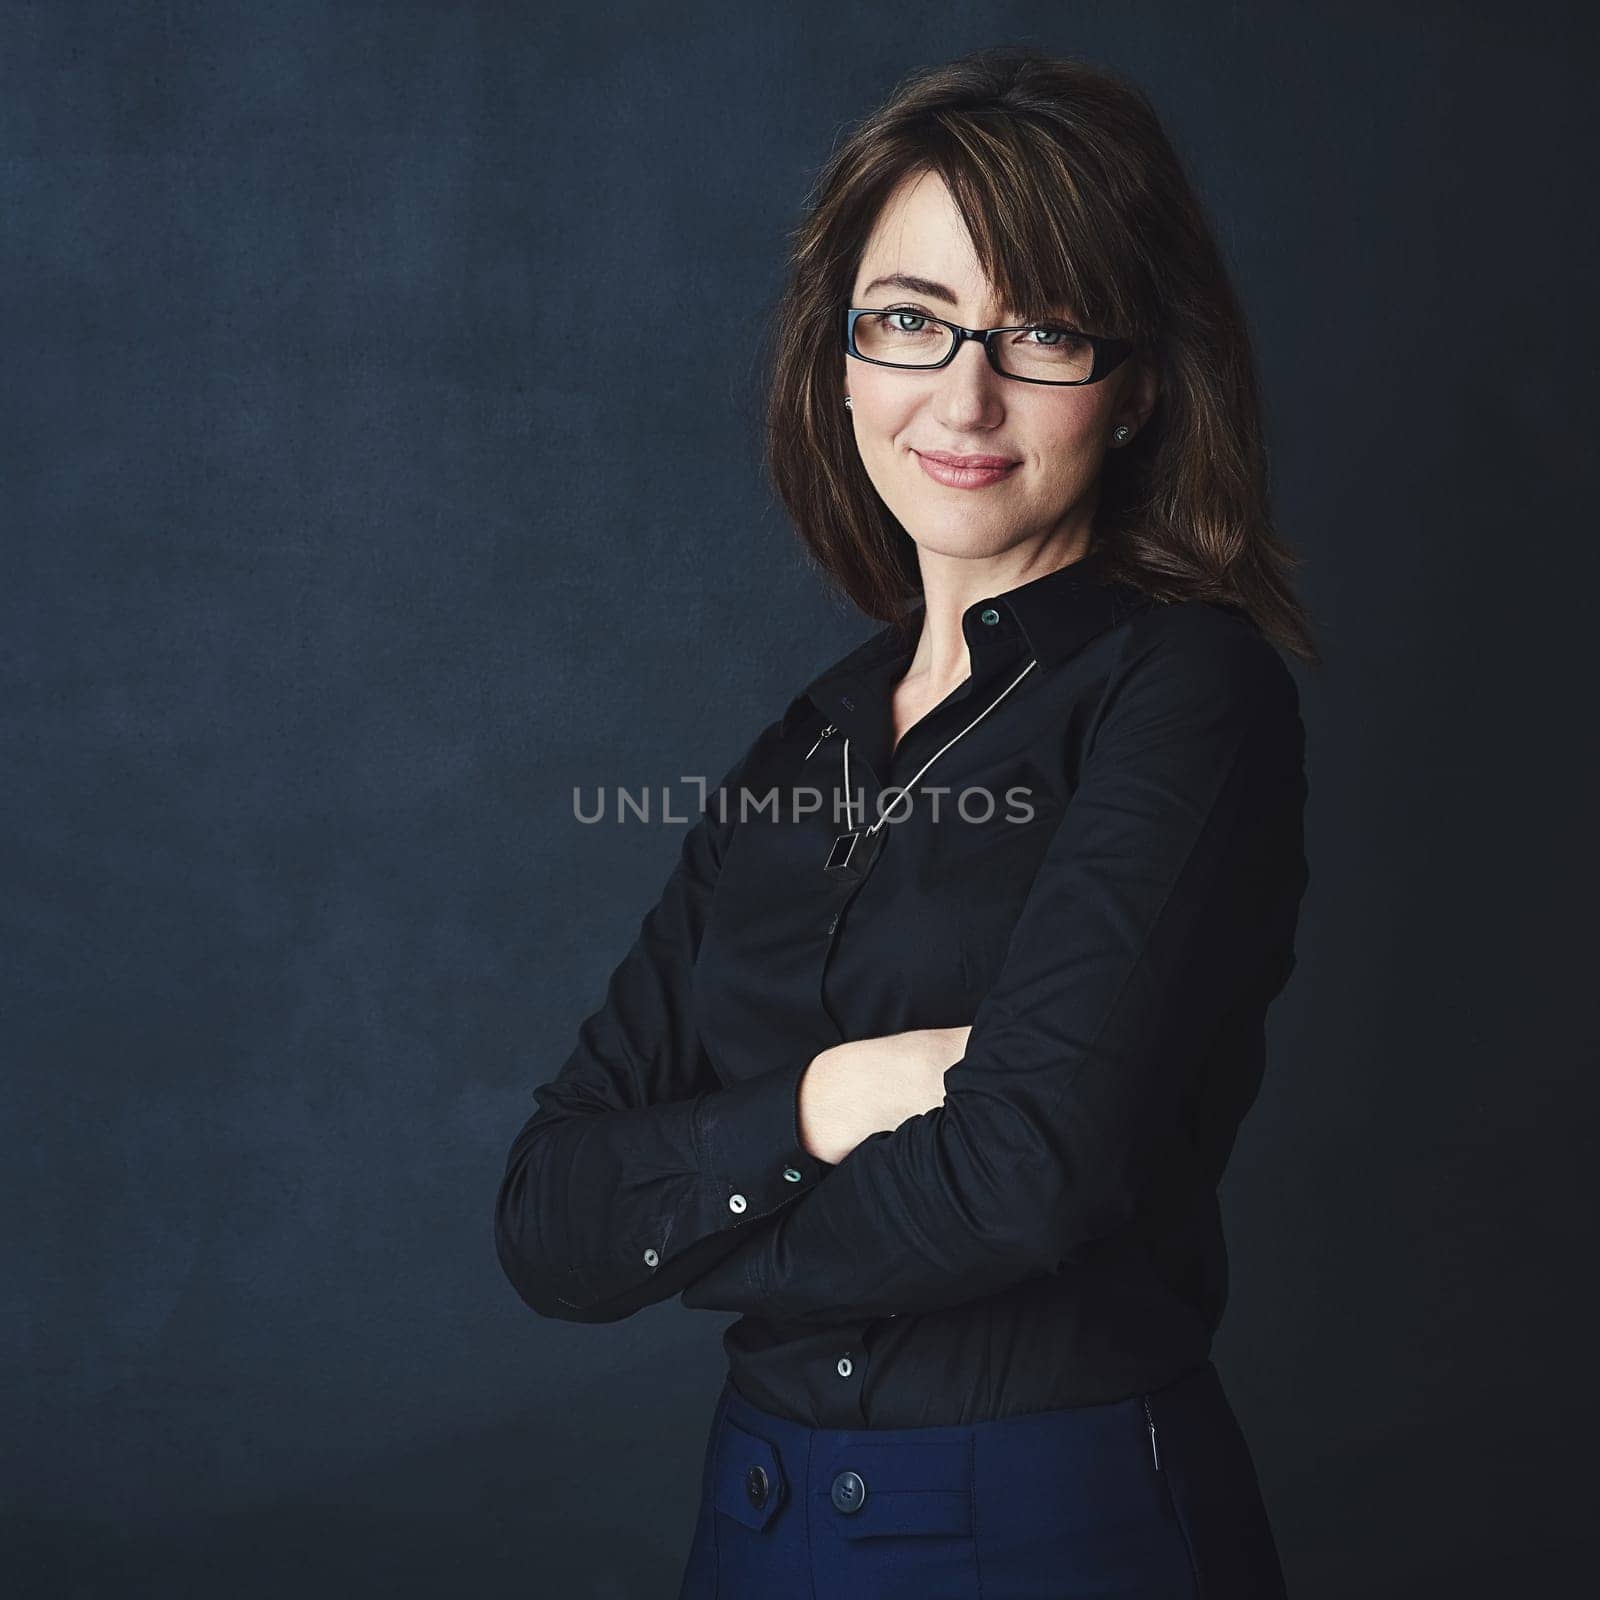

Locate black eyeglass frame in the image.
[843,306,1135,387]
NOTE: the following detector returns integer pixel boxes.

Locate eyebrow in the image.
[860,272,962,306]
[857,272,1078,326]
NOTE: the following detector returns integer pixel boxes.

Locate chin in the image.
[899,516,1018,561]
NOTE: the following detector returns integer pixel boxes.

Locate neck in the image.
[904,529,1097,688]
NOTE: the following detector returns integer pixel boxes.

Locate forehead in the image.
[853,171,992,308]
[852,170,1076,322]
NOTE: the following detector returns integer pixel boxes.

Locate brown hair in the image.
[759,45,1321,668]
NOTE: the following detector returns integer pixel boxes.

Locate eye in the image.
[1019,324,1087,349]
[876,304,936,334]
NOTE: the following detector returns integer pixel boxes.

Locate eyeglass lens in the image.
[852,309,1096,382]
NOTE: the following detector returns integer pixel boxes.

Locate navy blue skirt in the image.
[675,1360,1288,1598]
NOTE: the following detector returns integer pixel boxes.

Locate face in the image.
[844,169,1155,563]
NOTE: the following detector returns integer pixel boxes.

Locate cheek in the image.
[1026,399,1111,474]
[1041,389,1112,445]
[852,377,916,432]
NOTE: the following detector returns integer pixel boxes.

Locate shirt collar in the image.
[781,549,1153,735]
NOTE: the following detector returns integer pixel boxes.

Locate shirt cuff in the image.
[694,1056,832,1222]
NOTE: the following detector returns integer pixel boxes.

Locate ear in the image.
[1115,354,1160,435]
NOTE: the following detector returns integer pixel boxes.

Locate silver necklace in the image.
[823,656,1039,876]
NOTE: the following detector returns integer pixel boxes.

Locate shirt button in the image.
[783,1167,803,1182]
[837,1355,853,1378]
[980,607,1000,624]
[728,1193,747,1214]
[643,1248,659,1267]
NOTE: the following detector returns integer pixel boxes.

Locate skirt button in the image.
[831,1469,867,1513]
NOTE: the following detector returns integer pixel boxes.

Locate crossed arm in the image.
[496,615,1307,1330]
[492,712,842,1323]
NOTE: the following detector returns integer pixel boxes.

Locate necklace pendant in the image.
[824,824,885,879]
[824,828,863,875]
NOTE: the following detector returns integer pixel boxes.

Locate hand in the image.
[798,1025,973,1166]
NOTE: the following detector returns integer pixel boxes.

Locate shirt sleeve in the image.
[679,610,1310,1326]
[493,716,834,1324]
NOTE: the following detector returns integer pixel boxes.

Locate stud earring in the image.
[1112,425,1131,444]
[844,396,853,410]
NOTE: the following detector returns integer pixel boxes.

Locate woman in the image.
[496,45,1318,1599]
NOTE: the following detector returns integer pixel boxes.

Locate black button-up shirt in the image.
[494,552,1310,1428]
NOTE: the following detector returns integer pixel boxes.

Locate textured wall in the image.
[3,1,1593,1595]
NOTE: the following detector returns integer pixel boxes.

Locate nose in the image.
[933,334,1007,418]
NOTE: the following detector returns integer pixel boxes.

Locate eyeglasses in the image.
[844,306,1134,387]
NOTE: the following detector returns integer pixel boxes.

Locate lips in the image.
[913,449,1021,490]
[915,449,1020,469]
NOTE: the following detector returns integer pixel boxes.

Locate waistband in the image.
[709,1361,1222,1540]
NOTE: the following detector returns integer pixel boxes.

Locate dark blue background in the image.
[4,2,1594,1594]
